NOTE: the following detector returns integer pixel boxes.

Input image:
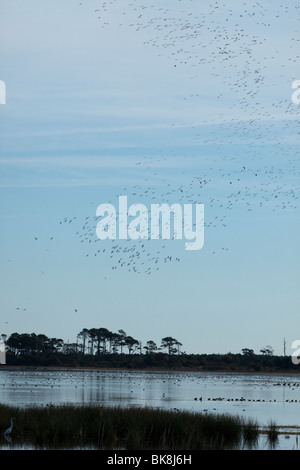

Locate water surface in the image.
[1,368,299,450]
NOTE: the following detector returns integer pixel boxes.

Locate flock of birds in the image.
[4,0,299,324]
[56,156,298,277]
[26,0,299,279]
[68,0,300,271]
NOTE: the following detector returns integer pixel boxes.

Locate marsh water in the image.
[0,368,299,450]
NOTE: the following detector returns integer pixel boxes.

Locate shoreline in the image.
[1,365,300,375]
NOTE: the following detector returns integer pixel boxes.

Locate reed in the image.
[265,420,279,447]
[0,403,260,450]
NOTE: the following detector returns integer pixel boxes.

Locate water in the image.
[0,368,299,450]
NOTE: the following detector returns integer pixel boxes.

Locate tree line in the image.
[2,329,183,357]
[1,331,299,373]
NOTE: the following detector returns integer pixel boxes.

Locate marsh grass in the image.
[265,420,279,448]
[0,403,260,450]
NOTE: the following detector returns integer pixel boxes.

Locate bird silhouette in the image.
[4,417,13,443]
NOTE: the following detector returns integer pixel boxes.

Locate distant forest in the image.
[1,329,299,372]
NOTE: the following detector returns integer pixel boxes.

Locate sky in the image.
[0,0,299,356]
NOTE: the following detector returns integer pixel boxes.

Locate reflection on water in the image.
[0,368,299,450]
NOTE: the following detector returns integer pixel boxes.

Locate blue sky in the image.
[0,0,299,356]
